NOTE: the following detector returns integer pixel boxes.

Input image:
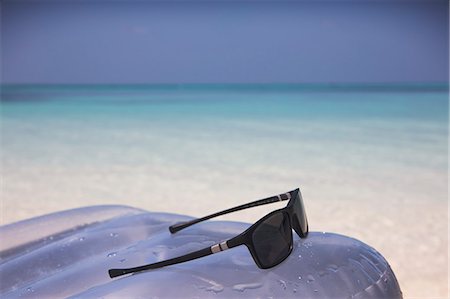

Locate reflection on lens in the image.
[294,191,308,236]
[252,212,291,268]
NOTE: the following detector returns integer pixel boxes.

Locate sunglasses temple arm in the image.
[108,239,240,279]
[169,192,292,234]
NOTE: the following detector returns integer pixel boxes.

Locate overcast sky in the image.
[1,1,448,84]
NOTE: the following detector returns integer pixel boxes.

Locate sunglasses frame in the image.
[109,188,308,278]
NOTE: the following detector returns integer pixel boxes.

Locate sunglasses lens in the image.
[293,191,308,236]
[252,212,292,268]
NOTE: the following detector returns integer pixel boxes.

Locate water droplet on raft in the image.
[26,287,34,293]
[197,277,224,293]
[314,289,318,293]
[303,242,313,248]
[293,288,297,293]
[79,237,85,241]
[298,276,302,280]
[201,282,224,294]
[232,282,262,292]
[327,264,339,273]
[110,232,119,237]
[208,286,224,293]
[298,254,302,258]
[107,252,117,257]
[306,275,315,283]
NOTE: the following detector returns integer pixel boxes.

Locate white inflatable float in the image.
[0,206,402,298]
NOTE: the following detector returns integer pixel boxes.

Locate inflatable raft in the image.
[0,206,402,298]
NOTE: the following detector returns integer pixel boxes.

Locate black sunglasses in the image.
[109,188,308,278]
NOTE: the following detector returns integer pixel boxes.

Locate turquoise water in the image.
[1,85,448,207]
[2,84,448,122]
[1,84,448,223]
[1,84,448,298]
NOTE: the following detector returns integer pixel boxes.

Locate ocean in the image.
[1,84,447,217]
[0,84,448,296]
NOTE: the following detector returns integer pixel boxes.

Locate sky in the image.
[1,0,448,84]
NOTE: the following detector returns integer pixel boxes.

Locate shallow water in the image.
[1,84,448,297]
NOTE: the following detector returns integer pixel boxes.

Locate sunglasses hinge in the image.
[277,192,291,201]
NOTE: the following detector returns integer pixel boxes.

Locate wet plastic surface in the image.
[0,205,402,298]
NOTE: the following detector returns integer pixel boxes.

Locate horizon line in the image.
[1,82,448,92]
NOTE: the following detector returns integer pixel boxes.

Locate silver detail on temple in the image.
[211,244,221,254]
[278,192,291,201]
[219,241,229,251]
[211,241,229,254]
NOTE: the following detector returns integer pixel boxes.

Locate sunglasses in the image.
[109,188,308,278]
